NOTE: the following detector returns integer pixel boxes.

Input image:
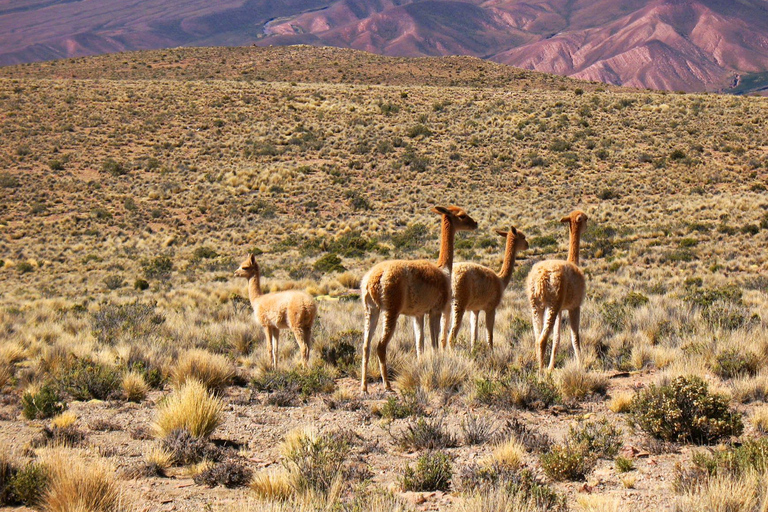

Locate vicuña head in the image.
[235,254,259,279]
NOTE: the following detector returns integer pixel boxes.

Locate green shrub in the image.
[91,301,163,345]
[21,384,65,420]
[313,253,345,273]
[16,262,34,274]
[713,349,761,379]
[630,375,743,444]
[192,246,218,261]
[253,366,336,398]
[101,158,127,176]
[142,256,173,281]
[540,443,597,481]
[401,451,452,491]
[134,278,149,291]
[193,460,252,488]
[375,392,424,420]
[474,370,560,410]
[406,124,432,138]
[282,429,350,494]
[530,235,558,248]
[391,223,432,251]
[103,274,123,290]
[568,419,622,458]
[60,359,122,400]
[673,438,768,493]
[615,456,635,473]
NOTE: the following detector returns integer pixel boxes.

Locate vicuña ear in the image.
[560,215,571,223]
[495,229,508,238]
[248,253,257,265]
[432,206,451,216]
[510,226,517,235]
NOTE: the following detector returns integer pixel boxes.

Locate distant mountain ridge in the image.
[2,0,768,93]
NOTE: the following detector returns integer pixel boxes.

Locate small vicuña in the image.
[235,254,317,367]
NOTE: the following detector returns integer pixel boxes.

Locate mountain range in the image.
[2,0,768,93]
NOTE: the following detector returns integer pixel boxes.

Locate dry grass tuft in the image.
[143,445,174,471]
[172,348,234,391]
[555,363,608,401]
[575,495,620,512]
[395,350,473,394]
[50,411,77,430]
[152,379,223,439]
[39,448,127,512]
[249,469,294,502]
[485,438,527,470]
[121,371,148,402]
[607,391,634,413]
[675,471,760,512]
[750,406,768,434]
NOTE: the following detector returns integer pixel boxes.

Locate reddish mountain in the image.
[2,0,768,92]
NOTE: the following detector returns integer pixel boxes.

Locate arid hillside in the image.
[0,47,767,512]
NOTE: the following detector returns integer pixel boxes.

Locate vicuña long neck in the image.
[247,274,262,303]
[436,216,456,272]
[567,226,581,266]
[497,237,517,286]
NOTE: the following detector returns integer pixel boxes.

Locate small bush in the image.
[713,349,761,379]
[630,375,743,444]
[474,370,560,410]
[556,364,608,402]
[194,459,252,488]
[101,158,126,176]
[320,330,358,376]
[249,469,293,501]
[374,392,424,420]
[91,300,162,345]
[30,424,86,449]
[540,443,597,481]
[16,261,34,274]
[39,449,125,512]
[142,256,173,281]
[568,419,622,458]
[406,124,432,138]
[161,428,220,465]
[280,428,350,494]
[134,278,149,291]
[494,418,553,454]
[401,451,452,492]
[394,417,458,451]
[22,384,65,420]
[313,253,346,273]
[461,413,496,446]
[615,456,635,473]
[456,466,566,511]
[153,379,223,439]
[253,366,336,398]
[60,359,122,400]
[103,275,123,290]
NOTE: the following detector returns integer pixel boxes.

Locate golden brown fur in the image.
[235,254,317,367]
[526,211,587,371]
[448,227,529,350]
[360,206,478,393]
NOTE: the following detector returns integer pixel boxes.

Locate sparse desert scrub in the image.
[400,451,452,492]
[393,416,459,451]
[279,428,350,495]
[21,383,66,420]
[172,348,234,391]
[152,379,223,439]
[555,362,608,401]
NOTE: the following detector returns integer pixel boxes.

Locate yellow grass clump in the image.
[484,438,526,470]
[39,448,127,512]
[555,363,608,401]
[750,406,768,434]
[172,348,235,391]
[152,379,223,439]
[50,411,77,429]
[250,469,294,502]
[395,351,473,394]
[121,371,148,402]
[607,391,634,413]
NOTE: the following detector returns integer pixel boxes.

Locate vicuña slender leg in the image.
[292,325,311,367]
[264,326,275,368]
[270,326,280,368]
[447,303,465,349]
[412,315,425,358]
[469,312,479,350]
[485,309,496,350]
[377,312,399,391]
[429,309,442,350]
[360,302,380,393]
[569,308,582,367]
[548,312,563,371]
[536,307,558,371]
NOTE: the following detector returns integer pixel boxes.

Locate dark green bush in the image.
[313,253,345,273]
[474,370,560,410]
[567,419,622,458]
[375,392,424,420]
[401,451,452,491]
[406,124,432,138]
[21,384,65,420]
[282,430,350,494]
[456,465,566,510]
[630,375,743,444]
[16,262,34,274]
[320,330,358,376]
[101,158,127,176]
[142,256,173,281]
[193,460,252,488]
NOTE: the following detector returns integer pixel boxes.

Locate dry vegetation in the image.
[0,45,767,511]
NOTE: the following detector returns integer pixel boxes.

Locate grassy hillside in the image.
[0,46,767,511]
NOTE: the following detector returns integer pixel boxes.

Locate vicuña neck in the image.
[436,215,456,272]
[567,226,581,266]
[497,236,517,286]
[247,273,263,302]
